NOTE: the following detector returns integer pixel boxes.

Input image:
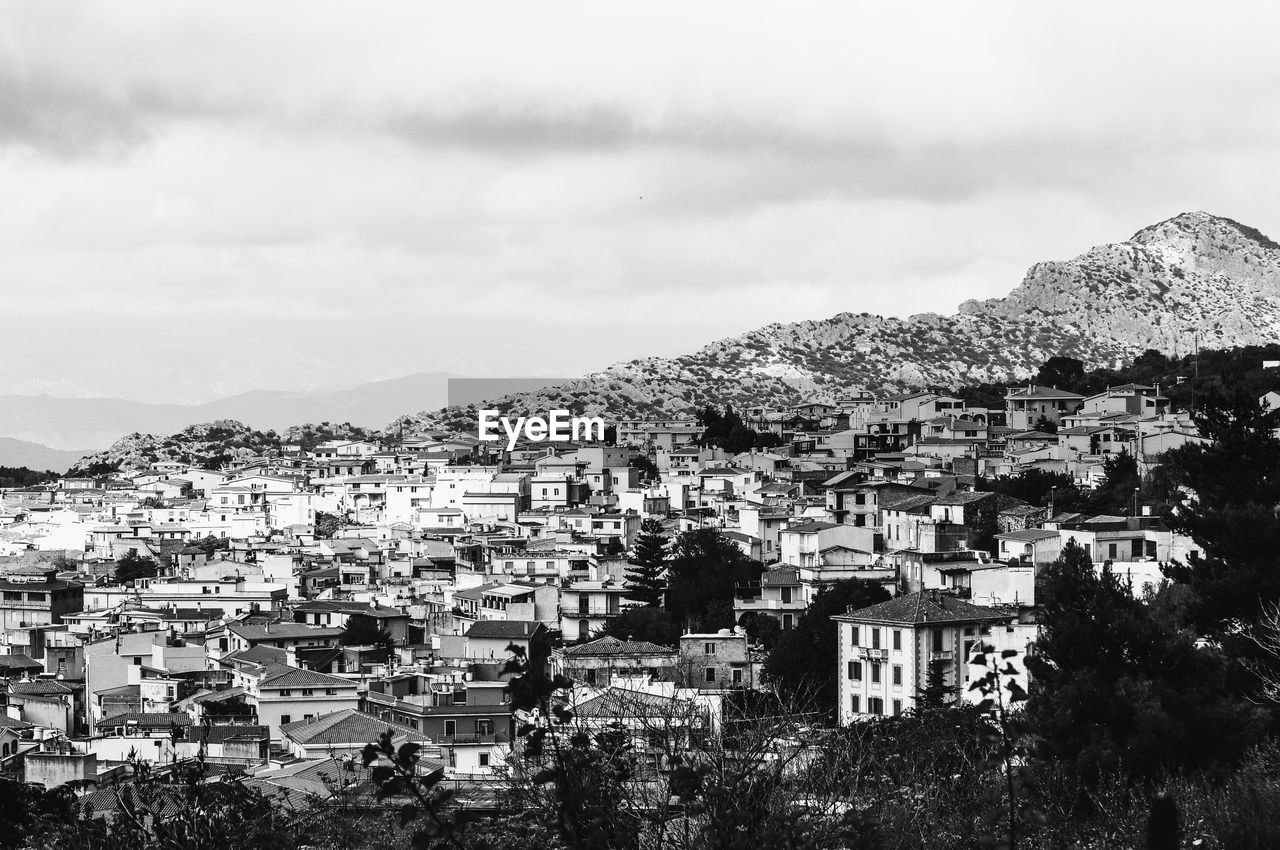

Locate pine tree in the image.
[624,518,668,606]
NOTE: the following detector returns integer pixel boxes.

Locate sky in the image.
[2,2,1279,404]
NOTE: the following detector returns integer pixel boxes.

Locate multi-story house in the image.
[560,580,628,642]
[833,590,1030,724]
[677,629,755,691]
[733,567,808,630]
[1004,385,1085,430]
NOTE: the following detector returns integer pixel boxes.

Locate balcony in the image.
[565,606,623,618]
[434,732,509,745]
[928,651,952,662]
[735,598,803,612]
[858,648,887,661]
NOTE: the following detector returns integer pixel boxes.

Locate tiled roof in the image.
[996,529,1061,542]
[574,688,695,720]
[465,620,543,640]
[882,494,936,512]
[783,520,839,534]
[260,665,354,690]
[760,567,801,587]
[834,591,1012,626]
[561,635,676,657]
[228,622,345,642]
[931,491,993,507]
[9,680,78,696]
[223,645,288,667]
[281,708,426,746]
[101,711,194,727]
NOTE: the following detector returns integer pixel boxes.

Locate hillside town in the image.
[0,378,1214,807]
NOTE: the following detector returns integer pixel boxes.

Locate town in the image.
[0,353,1257,848]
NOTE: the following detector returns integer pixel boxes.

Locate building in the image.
[555,635,678,688]
[832,590,1030,725]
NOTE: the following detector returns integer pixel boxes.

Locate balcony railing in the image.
[858,648,887,661]
[434,732,509,745]
[564,606,623,617]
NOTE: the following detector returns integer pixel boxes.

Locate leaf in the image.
[370,765,395,785]
[375,776,408,801]
[532,768,557,785]
[397,742,422,765]
[361,743,380,767]
[399,803,419,827]
[1001,649,1019,658]
[517,723,536,737]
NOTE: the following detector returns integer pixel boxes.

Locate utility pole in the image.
[1191,332,1200,413]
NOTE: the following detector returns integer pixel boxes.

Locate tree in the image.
[1160,387,1280,638]
[664,528,763,630]
[624,518,668,606]
[1032,414,1058,434]
[602,606,681,647]
[314,511,346,539]
[916,658,952,713]
[1036,355,1086,393]
[1027,540,1266,781]
[738,611,782,651]
[116,552,158,584]
[628,454,659,481]
[1086,448,1141,515]
[765,579,891,715]
[190,535,230,557]
[340,614,395,655]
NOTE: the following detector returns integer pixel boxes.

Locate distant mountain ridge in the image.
[394,212,1280,433]
[0,438,92,473]
[65,212,1280,472]
[0,372,464,453]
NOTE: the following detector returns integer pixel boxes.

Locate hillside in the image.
[67,420,374,476]
[392,212,1280,433]
[0,438,94,472]
[0,372,460,451]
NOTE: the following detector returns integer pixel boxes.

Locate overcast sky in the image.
[2,2,1278,403]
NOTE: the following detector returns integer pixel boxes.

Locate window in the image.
[732,668,743,685]
[872,628,881,650]
[1108,543,1118,559]
[705,667,717,683]
[478,753,490,768]
[325,688,337,696]
[892,665,902,686]
[304,714,314,721]
[871,663,881,684]
[133,657,142,665]
[703,642,717,656]
[850,626,860,647]
[584,668,597,685]
[851,694,861,714]
[301,689,313,696]
[780,587,793,604]
[782,613,794,630]
[281,714,291,724]
[892,699,902,716]
[892,630,901,651]
[476,719,494,736]
[444,720,456,737]
[932,629,944,653]
[848,661,862,681]
[279,689,291,697]
[868,697,884,715]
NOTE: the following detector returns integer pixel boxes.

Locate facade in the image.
[833,590,1029,725]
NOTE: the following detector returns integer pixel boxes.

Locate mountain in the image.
[66,421,380,477]
[0,372,464,452]
[0,438,92,473]
[391,212,1280,433]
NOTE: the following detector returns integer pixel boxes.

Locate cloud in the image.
[2,2,1280,401]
